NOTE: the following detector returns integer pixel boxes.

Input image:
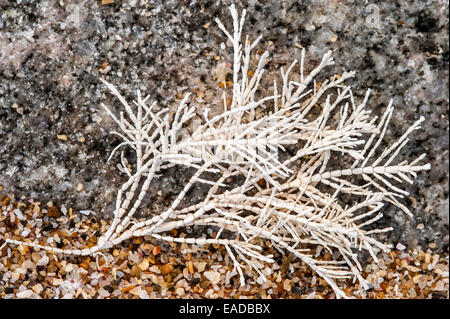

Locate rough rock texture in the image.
[0,0,448,252]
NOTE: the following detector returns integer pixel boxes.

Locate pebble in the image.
[36,255,49,266]
[152,246,161,256]
[57,134,68,141]
[65,264,74,273]
[196,262,207,272]
[204,271,220,284]
[283,279,292,291]
[160,254,168,264]
[140,244,152,255]
[16,289,34,298]
[52,278,63,286]
[396,243,406,251]
[31,252,41,263]
[256,275,265,285]
[407,266,420,272]
[13,209,25,220]
[47,206,61,218]
[121,285,136,293]
[130,265,141,277]
[139,289,150,299]
[161,264,174,275]
[188,261,194,274]
[22,260,34,269]
[32,284,43,294]
[98,287,110,297]
[129,286,141,296]
[407,288,417,298]
[130,252,140,263]
[16,267,27,275]
[20,228,31,237]
[434,281,445,291]
[176,287,185,296]
[11,272,20,282]
[138,259,149,271]
[412,275,422,283]
[149,265,161,274]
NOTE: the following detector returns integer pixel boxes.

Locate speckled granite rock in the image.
[0,0,448,252]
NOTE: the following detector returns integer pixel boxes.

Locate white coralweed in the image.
[3,4,430,298]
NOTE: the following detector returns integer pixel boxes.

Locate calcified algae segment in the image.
[0,4,437,299]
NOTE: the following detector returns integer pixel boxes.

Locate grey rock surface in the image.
[0,0,448,252]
